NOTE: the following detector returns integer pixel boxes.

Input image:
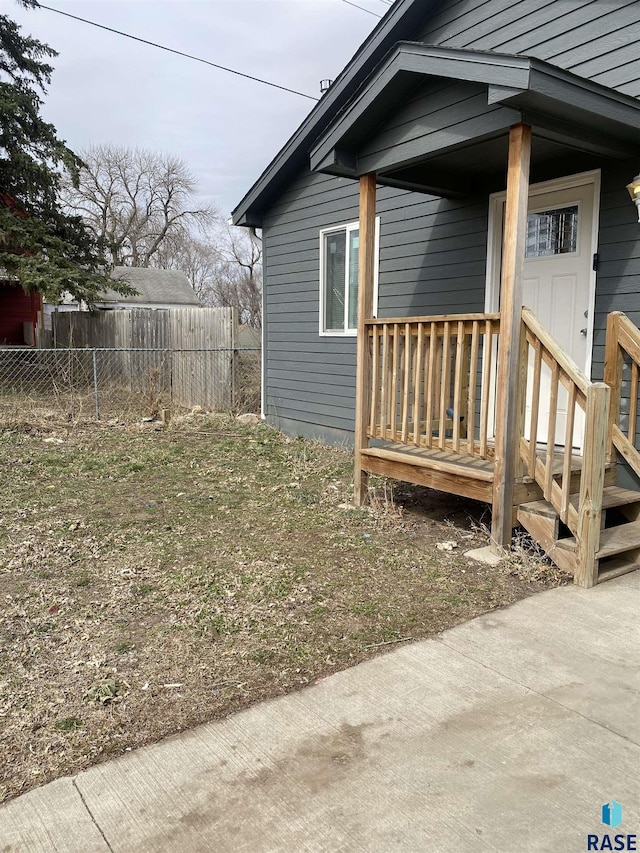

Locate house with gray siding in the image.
[232,0,640,589]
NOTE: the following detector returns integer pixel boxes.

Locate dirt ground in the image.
[0,413,569,802]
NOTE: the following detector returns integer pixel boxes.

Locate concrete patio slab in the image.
[1,573,638,852]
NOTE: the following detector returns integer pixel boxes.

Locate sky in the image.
[4,0,384,219]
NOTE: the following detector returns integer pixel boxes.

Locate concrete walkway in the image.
[1,573,638,852]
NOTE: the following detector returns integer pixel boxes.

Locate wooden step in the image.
[517,499,558,520]
[519,488,640,586]
[568,486,640,512]
[597,523,640,559]
[557,521,640,559]
[517,503,576,573]
[597,556,640,583]
[518,486,638,518]
[517,503,558,551]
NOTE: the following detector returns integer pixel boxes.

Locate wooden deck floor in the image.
[360,442,600,506]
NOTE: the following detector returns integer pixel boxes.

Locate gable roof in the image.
[310,43,640,187]
[100,267,201,307]
[231,0,441,227]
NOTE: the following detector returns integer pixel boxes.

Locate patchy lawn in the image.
[0,414,567,802]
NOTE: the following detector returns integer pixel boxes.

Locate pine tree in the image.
[0,0,131,303]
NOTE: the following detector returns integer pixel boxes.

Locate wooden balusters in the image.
[401,323,411,443]
[543,362,560,500]
[425,322,437,450]
[479,320,493,460]
[380,325,389,440]
[560,383,577,524]
[528,338,542,477]
[363,314,499,458]
[604,310,640,478]
[467,321,480,457]
[369,325,379,438]
[452,320,465,453]
[629,360,638,444]
[413,324,424,446]
[390,324,399,441]
[438,323,451,450]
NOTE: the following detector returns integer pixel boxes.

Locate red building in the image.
[0,282,41,345]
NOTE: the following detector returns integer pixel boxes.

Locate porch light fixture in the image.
[627,174,640,222]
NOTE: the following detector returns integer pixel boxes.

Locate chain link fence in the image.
[0,347,261,424]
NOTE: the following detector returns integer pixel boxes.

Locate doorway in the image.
[486,170,600,449]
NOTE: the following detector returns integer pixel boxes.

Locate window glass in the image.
[320,219,377,334]
[525,205,578,258]
[347,229,359,330]
[324,230,346,330]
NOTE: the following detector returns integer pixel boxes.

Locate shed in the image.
[96,267,201,309]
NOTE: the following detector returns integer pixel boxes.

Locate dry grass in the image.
[0,413,569,802]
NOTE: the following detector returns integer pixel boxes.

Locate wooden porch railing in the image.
[604,311,640,479]
[519,307,610,586]
[365,314,500,459]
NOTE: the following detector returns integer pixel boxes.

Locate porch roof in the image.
[310,44,640,197]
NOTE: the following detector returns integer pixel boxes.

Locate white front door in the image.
[523,182,595,447]
[486,172,599,451]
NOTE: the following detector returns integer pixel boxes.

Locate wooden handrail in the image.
[365,313,500,326]
[521,307,589,396]
[604,311,640,479]
[518,307,610,586]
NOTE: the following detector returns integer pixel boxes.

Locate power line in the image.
[37,3,319,102]
[340,0,383,18]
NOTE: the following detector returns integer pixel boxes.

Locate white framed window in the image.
[319,218,380,336]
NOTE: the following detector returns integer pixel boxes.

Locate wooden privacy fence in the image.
[365,314,500,458]
[46,307,238,410]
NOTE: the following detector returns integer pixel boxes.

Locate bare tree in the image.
[212,228,262,329]
[153,226,262,329]
[152,232,222,304]
[63,144,219,267]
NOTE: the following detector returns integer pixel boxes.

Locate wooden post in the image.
[514,317,529,479]
[603,311,623,464]
[575,382,610,587]
[354,173,377,505]
[491,124,532,550]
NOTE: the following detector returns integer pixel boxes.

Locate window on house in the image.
[320,219,379,335]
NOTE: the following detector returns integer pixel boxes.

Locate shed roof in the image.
[100,267,201,307]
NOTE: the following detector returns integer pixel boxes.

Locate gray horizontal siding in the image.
[262,167,487,441]
[263,160,640,449]
[358,79,518,174]
[419,0,640,97]
[593,160,640,388]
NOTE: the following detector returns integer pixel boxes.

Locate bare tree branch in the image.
[61,144,220,267]
[151,226,262,329]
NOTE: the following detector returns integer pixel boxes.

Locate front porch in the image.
[308,44,640,587]
[355,304,640,587]
[350,145,640,588]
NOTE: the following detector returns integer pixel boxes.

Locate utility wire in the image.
[341,0,383,18]
[38,3,319,102]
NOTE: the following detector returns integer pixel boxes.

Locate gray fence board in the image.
[45,307,238,411]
